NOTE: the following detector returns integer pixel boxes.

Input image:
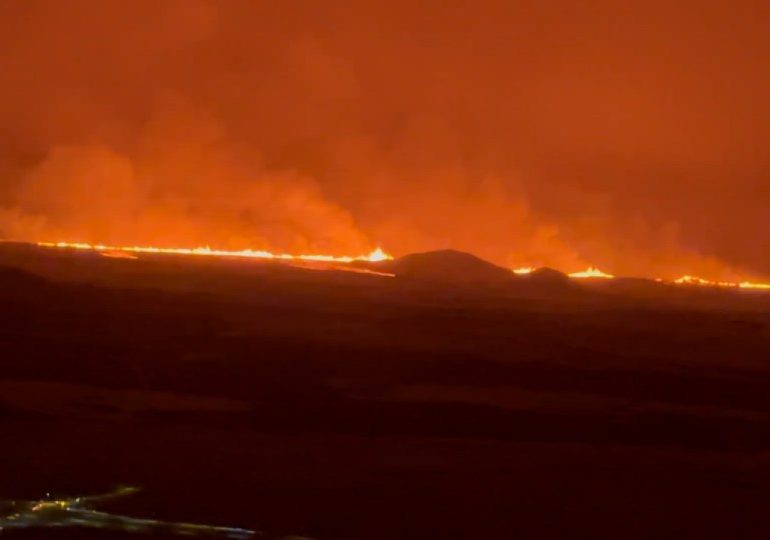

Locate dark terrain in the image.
[2,242,770,539]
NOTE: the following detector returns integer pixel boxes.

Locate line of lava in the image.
[512,267,536,275]
[673,274,770,290]
[36,241,392,263]
[28,241,770,291]
[513,266,615,279]
[513,264,770,290]
[567,267,615,279]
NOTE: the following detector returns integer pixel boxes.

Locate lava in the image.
[674,274,770,290]
[512,267,536,275]
[25,241,770,291]
[740,281,770,290]
[568,267,615,279]
[674,275,735,287]
[100,251,139,260]
[36,242,392,264]
[520,263,770,290]
[562,268,770,290]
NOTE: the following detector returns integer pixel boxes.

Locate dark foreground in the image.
[2,243,770,539]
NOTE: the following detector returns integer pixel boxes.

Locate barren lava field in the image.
[2,242,770,539]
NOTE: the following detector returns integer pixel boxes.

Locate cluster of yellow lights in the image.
[37,242,392,263]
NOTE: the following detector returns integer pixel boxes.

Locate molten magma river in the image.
[35,241,770,290]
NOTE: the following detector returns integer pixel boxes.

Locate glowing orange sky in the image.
[1,1,769,281]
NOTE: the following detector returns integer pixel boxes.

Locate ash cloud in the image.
[1,0,769,279]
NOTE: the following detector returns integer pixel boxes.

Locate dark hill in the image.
[391,250,515,286]
[526,267,570,285]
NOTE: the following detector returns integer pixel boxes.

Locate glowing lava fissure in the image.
[557,266,769,290]
[36,241,392,264]
[27,241,770,291]
[567,267,615,279]
[673,274,770,290]
[512,267,536,275]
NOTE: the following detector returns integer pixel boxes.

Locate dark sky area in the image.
[1,0,769,279]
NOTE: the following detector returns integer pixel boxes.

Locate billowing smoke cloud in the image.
[1,97,369,253]
[1,0,769,279]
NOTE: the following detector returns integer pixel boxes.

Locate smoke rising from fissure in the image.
[2,0,769,279]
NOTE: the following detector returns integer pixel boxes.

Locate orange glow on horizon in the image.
[3,3,770,304]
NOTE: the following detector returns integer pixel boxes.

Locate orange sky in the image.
[1,0,769,279]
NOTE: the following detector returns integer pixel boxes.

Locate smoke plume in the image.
[1,0,769,279]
